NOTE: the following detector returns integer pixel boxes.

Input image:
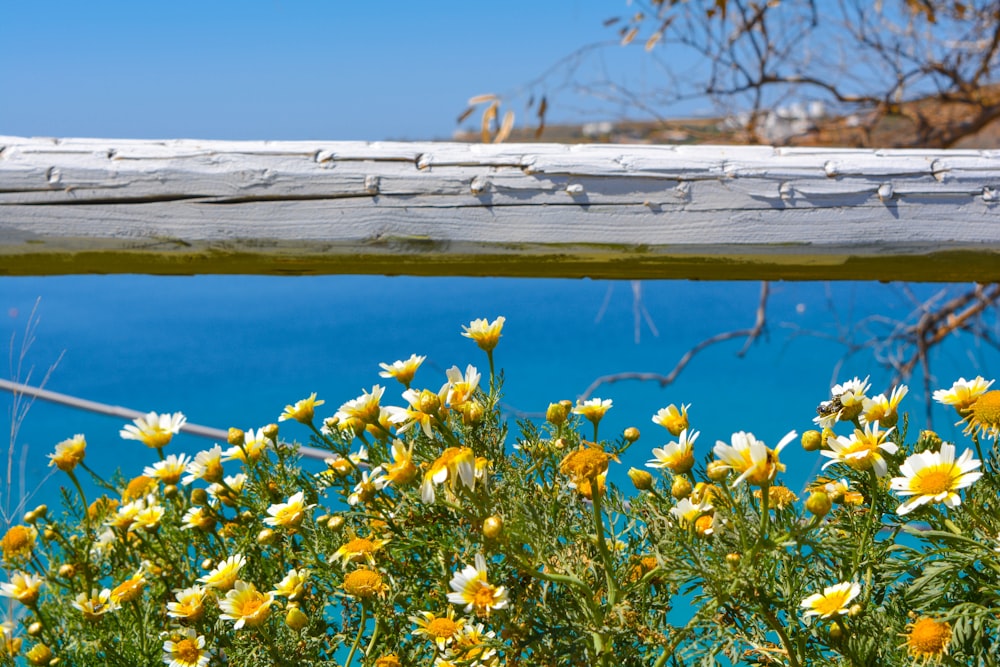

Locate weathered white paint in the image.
[1,136,999,280]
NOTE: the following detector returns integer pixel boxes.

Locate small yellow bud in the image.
[24,510,38,524]
[805,491,832,517]
[848,603,863,618]
[462,401,485,425]
[546,402,568,426]
[227,427,245,446]
[43,528,57,542]
[25,644,53,666]
[240,510,254,522]
[483,515,503,539]
[671,475,693,499]
[190,488,209,506]
[163,484,178,499]
[801,430,823,452]
[417,389,441,415]
[257,528,277,545]
[829,623,843,640]
[57,564,76,579]
[623,427,640,442]
[725,553,741,568]
[201,558,214,571]
[285,606,309,631]
[32,505,48,520]
[552,438,567,450]
[706,460,729,482]
[27,622,43,637]
[262,423,279,440]
[628,468,654,491]
[327,515,345,532]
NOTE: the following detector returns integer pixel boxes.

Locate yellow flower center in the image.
[972,390,1000,428]
[175,639,201,663]
[344,538,375,556]
[560,447,610,480]
[473,585,497,610]
[343,569,383,598]
[813,590,852,617]
[426,617,458,639]
[1,525,33,559]
[906,617,951,657]
[240,595,264,616]
[123,475,156,502]
[913,467,955,495]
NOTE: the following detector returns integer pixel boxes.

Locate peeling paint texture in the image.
[1,136,998,280]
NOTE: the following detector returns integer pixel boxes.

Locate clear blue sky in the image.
[1,1,671,141]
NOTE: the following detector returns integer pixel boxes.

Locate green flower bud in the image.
[628,468,654,491]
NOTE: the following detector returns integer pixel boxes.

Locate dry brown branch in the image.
[578,282,769,401]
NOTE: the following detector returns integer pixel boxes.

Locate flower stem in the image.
[590,474,619,605]
[345,604,367,667]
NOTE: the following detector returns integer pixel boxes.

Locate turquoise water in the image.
[2,276,996,514]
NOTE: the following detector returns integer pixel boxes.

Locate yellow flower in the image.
[800,582,860,619]
[962,389,1000,439]
[379,354,426,386]
[447,554,509,617]
[167,585,207,621]
[48,434,86,472]
[754,485,799,510]
[461,316,505,352]
[348,469,389,506]
[652,404,690,437]
[219,580,274,630]
[0,571,43,607]
[902,616,951,664]
[860,384,908,428]
[181,506,217,532]
[573,398,612,425]
[343,568,388,600]
[384,440,418,485]
[143,453,192,485]
[72,588,118,621]
[560,443,612,481]
[822,422,898,477]
[933,376,994,412]
[222,428,270,463]
[336,385,386,426]
[133,500,165,532]
[569,472,606,500]
[273,568,311,600]
[647,428,698,474]
[120,411,186,449]
[121,475,157,502]
[198,553,246,591]
[162,628,210,667]
[411,608,465,651]
[421,447,476,503]
[263,491,315,529]
[110,567,147,604]
[670,497,714,528]
[814,376,870,427]
[446,365,481,408]
[332,536,390,568]
[712,430,796,487]
[182,445,225,485]
[279,392,325,424]
[388,385,448,438]
[374,655,403,667]
[1,525,37,563]
[890,443,982,515]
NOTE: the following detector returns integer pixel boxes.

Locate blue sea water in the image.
[1,276,997,515]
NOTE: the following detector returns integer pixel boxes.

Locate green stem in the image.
[365,614,382,658]
[590,475,620,605]
[759,604,801,667]
[345,604,367,667]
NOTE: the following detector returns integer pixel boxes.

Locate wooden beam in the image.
[2,136,999,280]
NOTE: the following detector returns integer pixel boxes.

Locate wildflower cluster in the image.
[2,319,999,666]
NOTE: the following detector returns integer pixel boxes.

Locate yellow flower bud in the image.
[262,423,279,440]
[257,528,277,545]
[57,564,76,579]
[801,430,823,452]
[190,488,209,506]
[327,515,345,532]
[483,515,503,540]
[706,460,729,482]
[725,553,741,568]
[285,606,309,631]
[805,491,832,517]
[25,644,53,666]
[26,623,43,637]
[848,603,863,618]
[671,475,693,499]
[546,402,569,426]
[628,468,654,491]
[623,427,640,442]
[227,427,245,446]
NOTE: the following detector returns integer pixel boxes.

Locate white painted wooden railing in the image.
[1,136,999,280]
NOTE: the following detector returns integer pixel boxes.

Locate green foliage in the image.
[2,321,999,666]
